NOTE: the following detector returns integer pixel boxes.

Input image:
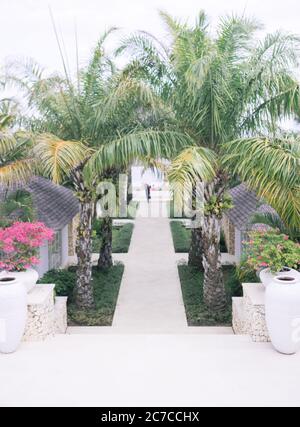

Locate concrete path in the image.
[1,334,300,407]
[113,201,188,332]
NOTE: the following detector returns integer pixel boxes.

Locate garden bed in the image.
[178,265,242,326]
[170,221,227,253]
[92,223,134,253]
[39,265,124,326]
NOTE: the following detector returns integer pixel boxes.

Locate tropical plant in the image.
[240,230,300,276]
[251,211,300,242]
[0,98,34,187]
[7,31,191,309]
[0,221,54,271]
[0,190,34,227]
[117,11,300,313]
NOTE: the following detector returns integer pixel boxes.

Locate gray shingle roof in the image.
[226,184,276,231]
[0,178,79,229]
[26,177,79,230]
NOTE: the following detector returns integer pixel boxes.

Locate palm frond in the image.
[0,159,35,187]
[86,130,194,178]
[33,134,88,184]
[168,146,217,190]
[223,136,300,228]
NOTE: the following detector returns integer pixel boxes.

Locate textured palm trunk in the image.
[71,164,95,310]
[202,214,227,312]
[202,179,227,313]
[74,199,95,309]
[98,216,113,270]
[188,227,204,270]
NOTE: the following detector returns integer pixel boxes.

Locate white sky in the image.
[1,0,300,74]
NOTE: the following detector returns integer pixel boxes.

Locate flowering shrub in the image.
[0,222,54,271]
[241,230,300,275]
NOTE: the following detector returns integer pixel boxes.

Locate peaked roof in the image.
[226,184,275,231]
[0,177,79,230]
[25,177,79,230]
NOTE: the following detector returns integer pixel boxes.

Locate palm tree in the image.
[7,32,191,309]
[116,12,300,313]
[0,99,34,187]
[223,134,300,234]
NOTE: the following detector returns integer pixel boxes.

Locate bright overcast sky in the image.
[1,0,300,75]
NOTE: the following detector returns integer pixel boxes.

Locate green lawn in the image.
[170,221,191,253]
[39,265,124,326]
[178,265,242,326]
[170,221,228,253]
[92,223,134,253]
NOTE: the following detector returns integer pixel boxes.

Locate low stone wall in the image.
[23,285,68,342]
[232,283,270,343]
[54,297,68,334]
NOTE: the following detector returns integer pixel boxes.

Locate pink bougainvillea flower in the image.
[0,221,54,272]
[260,262,269,268]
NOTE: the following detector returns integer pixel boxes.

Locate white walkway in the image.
[113,201,188,332]
[1,334,300,407]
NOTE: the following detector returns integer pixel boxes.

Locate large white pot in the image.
[9,269,39,293]
[266,275,300,355]
[260,267,299,288]
[0,276,27,354]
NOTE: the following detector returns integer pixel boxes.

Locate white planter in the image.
[0,276,27,354]
[266,275,300,355]
[260,267,299,288]
[9,269,39,293]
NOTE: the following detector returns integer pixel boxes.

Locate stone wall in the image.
[23,285,68,342]
[222,216,236,255]
[232,283,270,343]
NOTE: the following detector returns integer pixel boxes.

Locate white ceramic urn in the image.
[265,274,300,355]
[260,267,299,288]
[0,276,27,354]
[9,269,39,293]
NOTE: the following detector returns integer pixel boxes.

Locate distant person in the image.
[145,183,151,203]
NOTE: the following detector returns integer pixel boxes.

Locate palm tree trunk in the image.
[71,164,95,309]
[202,214,227,312]
[202,179,227,313]
[98,216,113,270]
[74,199,95,309]
[188,227,204,270]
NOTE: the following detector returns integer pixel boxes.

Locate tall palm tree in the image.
[7,32,192,309]
[116,12,300,313]
[0,98,34,187]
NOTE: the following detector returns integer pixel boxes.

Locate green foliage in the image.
[38,269,76,297]
[223,135,300,230]
[92,223,134,253]
[241,230,300,275]
[38,265,124,326]
[170,221,227,253]
[179,265,242,326]
[119,13,300,235]
[250,211,300,243]
[0,190,35,227]
[170,221,191,253]
[68,265,124,326]
[204,193,233,218]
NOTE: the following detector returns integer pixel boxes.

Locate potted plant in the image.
[0,275,27,354]
[265,274,300,355]
[242,230,300,355]
[0,222,54,292]
[242,230,300,287]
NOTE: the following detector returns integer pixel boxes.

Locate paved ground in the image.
[2,198,300,407]
[1,334,300,407]
[113,201,188,331]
